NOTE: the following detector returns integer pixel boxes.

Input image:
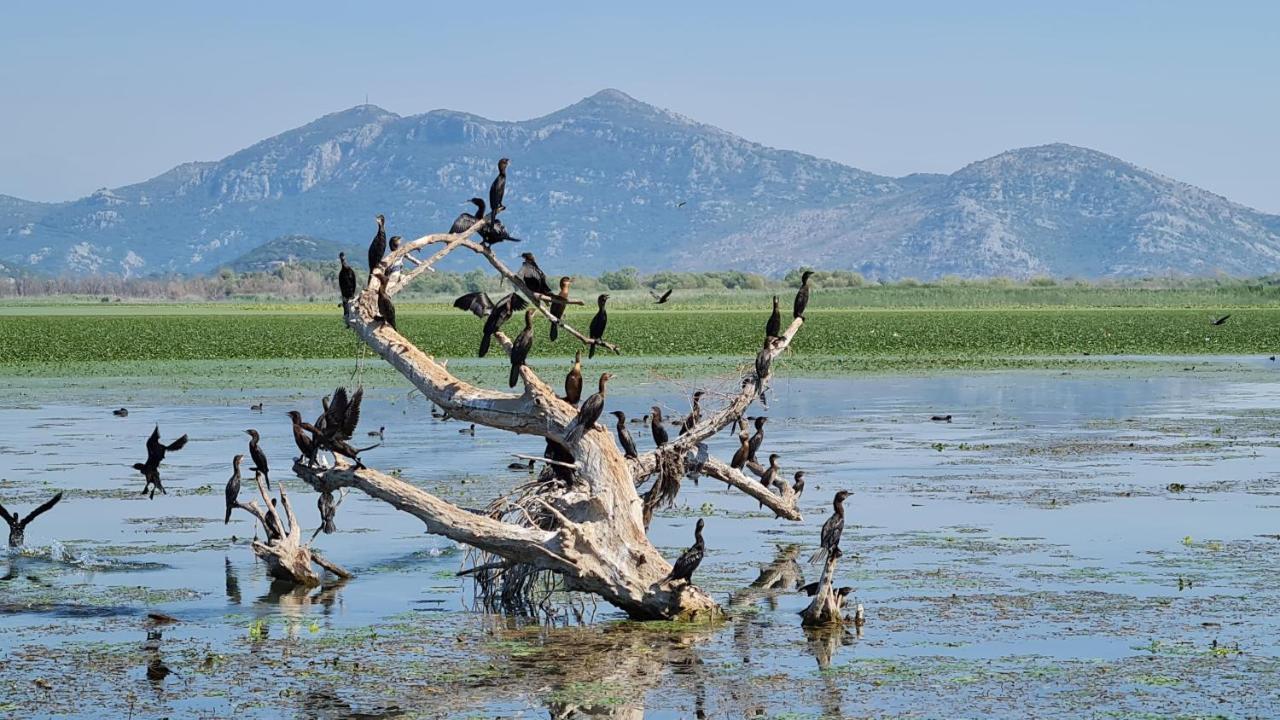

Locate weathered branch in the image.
[636,317,803,475]
[375,219,619,355]
[234,473,350,586]
[699,456,801,521]
[800,553,846,627]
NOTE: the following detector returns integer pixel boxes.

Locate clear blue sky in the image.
[2,1,1277,211]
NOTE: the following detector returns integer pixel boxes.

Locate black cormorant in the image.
[386,236,404,286]
[317,490,337,535]
[665,518,705,584]
[792,471,805,499]
[376,278,397,330]
[747,416,767,464]
[287,411,320,464]
[453,291,494,318]
[367,214,387,282]
[508,458,535,471]
[610,410,638,459]
[549,276,572,341]
[766,295,781,338]
[793,270,814,320]
[651,288,673,304]
[311,386,377,467]
[1212,314,1231,326]
[509,308,536,388]
[730,431,750,470]
[264,497,282,542]
[489,158,509,218]
[477,216,521,246]
[244,429,270,489]
[759,453,780,505]
[479,293,527,357]
[459,423,475,436]
[517,252,551,296]
[337,252,356,312]
[0,492,63,547]
[224,454,242,524]
[367,426,385,439]
[564,349,583,405]
[565,372,613,443]
[132,426,188,499]
[808,490,851,564]
[588,293,609,359]
[650,406,669,447]
[113,407,129,417]
[678,390,705,436]
[450,198,486,235]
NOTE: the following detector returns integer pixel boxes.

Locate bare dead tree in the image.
[287,210,808,620]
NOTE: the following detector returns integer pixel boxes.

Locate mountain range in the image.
[3,88,1278,280]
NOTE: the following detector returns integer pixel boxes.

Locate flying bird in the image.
[650,288,673,304]
[452,291,494,318]
[479,293,527,357]
[1211,314,1231,326]
[0,492,63,547]
[132,426,188,499]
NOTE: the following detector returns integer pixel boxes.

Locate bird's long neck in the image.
[597,376,609,394]
[694,525,704,545]
[834,499,844,515]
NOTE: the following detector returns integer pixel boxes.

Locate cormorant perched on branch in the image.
[386,236,404,287]
[610,410,638,459]
[550,276,572,341]
[477,216,520,246]
[337,252,357,314]
[649,406,669,447]
[224,455,242,525]
[766,295,781,338]
[479,293,527,357]
[244,429,270,489]
[666,518,705,584]
[730,431,750,470]
[376,278,397,330]
[808,490,851,564]
[286,411,320,465]
[565,372,613,444]
[489,158,509,218]
[509,308,536,388]
[453,291,494,318]
[678,390,705,436]
[517,252,551,296]
[264,497,282,542]
[367,214,387,282]
[793,269,815,320]
[132,426,188,499]
[450,198,486,235]
[588,293,609,359]
[311,387,378,467]
[1,492,63,547]
[651,288,673,304]
[747,416,767,464]
[564,350,583,405]
[760,453,781,506]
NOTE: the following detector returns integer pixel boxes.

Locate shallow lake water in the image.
[4,365,1280,718]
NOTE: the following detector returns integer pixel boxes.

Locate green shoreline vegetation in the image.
[3,276,1279,370]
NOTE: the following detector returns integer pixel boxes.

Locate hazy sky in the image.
[2,1,1277,211]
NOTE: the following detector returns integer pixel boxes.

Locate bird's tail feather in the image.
[479,333,492,358]
[807,547,828,565]
[550,323,559,341]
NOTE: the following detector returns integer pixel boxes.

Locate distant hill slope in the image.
[225,235,356,273]
[3,90,1278,279]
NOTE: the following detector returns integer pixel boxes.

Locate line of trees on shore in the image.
[2,262,1278,301]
